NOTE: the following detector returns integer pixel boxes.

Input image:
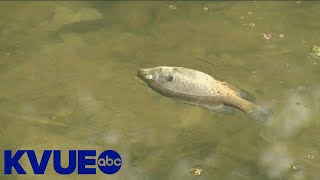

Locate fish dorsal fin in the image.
[173,68,187,76]
[221,81,255,102]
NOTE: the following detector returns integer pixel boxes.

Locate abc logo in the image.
[97,150,122,174]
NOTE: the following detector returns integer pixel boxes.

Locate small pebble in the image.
[169,4,177,10]
[291,164,299,171]
[262,33,272,40]
[203,7,209,11]
[296,86,307,92]
[190,167,203,176]
[307,154,314,159]
[286,64,292,70]
[249,23,255,27]
[279,34,285,38]
[248,11,253,15]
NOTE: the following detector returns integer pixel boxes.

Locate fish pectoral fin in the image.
[207,104,235,115]
[226,84,255,102]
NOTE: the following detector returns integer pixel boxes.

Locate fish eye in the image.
[164,75,173,81]
[145,75,153,80]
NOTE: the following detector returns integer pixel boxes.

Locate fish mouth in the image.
[137,69,149,80]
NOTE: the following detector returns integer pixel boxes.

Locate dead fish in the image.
[137,66,272,123]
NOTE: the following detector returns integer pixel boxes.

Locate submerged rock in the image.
[190,166,203,176]
[309,46,320,59]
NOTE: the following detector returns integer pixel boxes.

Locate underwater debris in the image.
[286,64,292,70]
[306,154,314,159]
[262,33,272,40]
[295,86,309,93]
[169,4,177,10]
[309,46,320,59]
[196,57,215,66]
[249,22,255,27]
[221,81,228,85]
[290,164,300,171]
[190,167,203,176]
[279,34,285,38]
[203,7,209,11]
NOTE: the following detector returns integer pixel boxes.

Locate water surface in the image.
[1,1,320,180]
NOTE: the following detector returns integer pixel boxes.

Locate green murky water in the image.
[0,1,320,180]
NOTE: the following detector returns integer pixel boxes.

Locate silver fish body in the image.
[137,66,272,122]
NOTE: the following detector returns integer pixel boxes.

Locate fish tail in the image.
[245,102,273,123]
[227,84,255,102]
